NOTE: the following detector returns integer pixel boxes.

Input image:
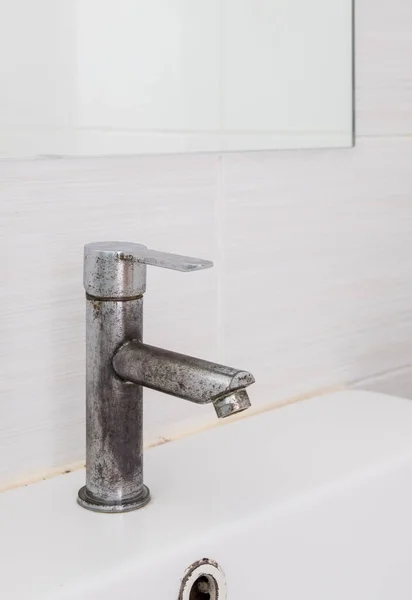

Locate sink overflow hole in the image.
[189,575,217,600]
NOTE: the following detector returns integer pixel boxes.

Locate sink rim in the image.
[2,389,412,599]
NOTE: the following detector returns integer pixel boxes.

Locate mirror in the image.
[0,0,353,158]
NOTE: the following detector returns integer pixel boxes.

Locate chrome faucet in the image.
[77,242,255,513]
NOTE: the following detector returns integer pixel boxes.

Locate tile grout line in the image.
[216,155,224,362]
[1,135,411,165]
[215,0,225,363]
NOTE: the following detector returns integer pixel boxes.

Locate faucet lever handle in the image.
[136,248,213,272]
[84,241,213,298]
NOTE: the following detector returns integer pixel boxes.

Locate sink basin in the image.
[2,390,412,599]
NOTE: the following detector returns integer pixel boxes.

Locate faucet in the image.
[77,242,255,513]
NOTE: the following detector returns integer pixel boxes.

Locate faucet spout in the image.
[113,341,254,417]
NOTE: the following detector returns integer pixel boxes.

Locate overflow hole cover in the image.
[178,559,227,600]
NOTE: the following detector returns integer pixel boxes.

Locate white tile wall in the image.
[0,0,412,487]
[356,0,412,136]
[220,137,412,403]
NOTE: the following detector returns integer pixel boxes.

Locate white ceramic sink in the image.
[2,390,412,599]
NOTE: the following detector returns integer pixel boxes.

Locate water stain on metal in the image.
[118,252,135,262]
[91,300,101,319]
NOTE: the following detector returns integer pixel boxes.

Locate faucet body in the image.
[77,242,254,513]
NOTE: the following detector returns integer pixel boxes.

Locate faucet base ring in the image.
[77,485,151,514]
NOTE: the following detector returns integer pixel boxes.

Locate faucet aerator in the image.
[213,389,252,418]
